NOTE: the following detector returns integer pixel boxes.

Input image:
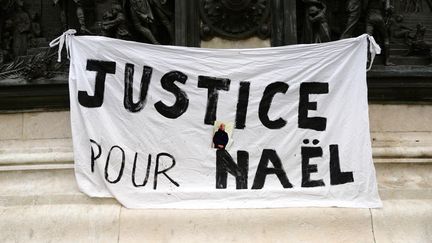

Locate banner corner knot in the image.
[49,29,77,63]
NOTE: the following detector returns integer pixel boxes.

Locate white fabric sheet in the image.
[64,33,382,208]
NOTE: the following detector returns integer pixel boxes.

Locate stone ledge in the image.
[0,200,430,243]
[372,200,432,243]
[1,132,432,170]
[374,158,432,163]
[119,207,374,243]
[0,162,431,207]
[0,204,121,243]
[373,146,432,159]
[0,153,73,166]
[0,138,72,154]
[0,162,430,242]
[0,138,73,170]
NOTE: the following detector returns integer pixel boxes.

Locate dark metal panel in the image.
[0,83,70,111]
[284,0,297,45]
[271,0,297,46]
[175,0,200,47]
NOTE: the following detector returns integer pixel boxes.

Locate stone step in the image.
[373,55,385,65]
[2,131,432,169]
[38,42,50,48]
[402,20,432,24]
[389,48,409,55]
[26,47,50,56]
[390,43,410,49]
[388,55,431,65]
[388,43,431,52]
[402,19,432,22]
[0,198,430,243]
[15,55,34,61]
[0,110,430,242]
[390,35,432,42]
[404,19,432,22]
[403,16,432,19]
[32,37,49,48]
[0,163,430,206]
[402,14,432,19]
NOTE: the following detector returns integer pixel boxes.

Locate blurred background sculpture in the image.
[301,0,331,43]
[125,0,174,44]
[341,0,363,38]
[101,3,130,40]
[0,0,431,83]
[53,0,92,34]
[0,0,175,82]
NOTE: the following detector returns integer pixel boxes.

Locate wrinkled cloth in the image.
[59,32,382,209]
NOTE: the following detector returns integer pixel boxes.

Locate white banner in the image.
[66,33,382,208]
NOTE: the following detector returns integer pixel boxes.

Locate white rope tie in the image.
[366,35,381,71]
[49,29,77,62]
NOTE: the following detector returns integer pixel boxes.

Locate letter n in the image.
[216,150,249,189]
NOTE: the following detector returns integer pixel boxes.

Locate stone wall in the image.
[0,104,431,242]
[1,1,431,241]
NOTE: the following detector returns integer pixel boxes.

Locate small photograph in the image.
[212,121,234,150]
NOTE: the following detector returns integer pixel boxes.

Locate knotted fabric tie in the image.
[49,29,77,62]
[366,35,381,71]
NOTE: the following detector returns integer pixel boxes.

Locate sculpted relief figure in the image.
[51,0,173,44]
[127,0,160,44]
[389,15,413,44]
[148,0,174,42]
[366,0,391,64]
[341,0,364,38]
[12,0,30,57]
[0,0,64,80]
[52,0,67,30]
[301,0,331,43]
[366,0,391,37]
[407,23,431,57]
[102,3,131,40]
[126,0,174,44]
[53,0,92,34]
[402,0,423,12]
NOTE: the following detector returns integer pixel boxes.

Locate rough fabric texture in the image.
[66,34,382,208]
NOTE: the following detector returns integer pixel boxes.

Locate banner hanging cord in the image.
[49,29,77,63]
[366,35,381,71]
[48,30,381,70]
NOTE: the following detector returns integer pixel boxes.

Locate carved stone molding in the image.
[199,0,270,40]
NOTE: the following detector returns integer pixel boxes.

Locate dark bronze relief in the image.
[0,0,66,81]
[300,0,331,43]
[0,0,431,109]
[385,0,432,65]
[300,0,432,65]
[52,0,175,44]
[1,0,431,84]
[0,0,175,82]
[199,0,270,40]
[122,0,174,44]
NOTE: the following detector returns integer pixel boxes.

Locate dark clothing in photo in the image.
[213,129,229,149]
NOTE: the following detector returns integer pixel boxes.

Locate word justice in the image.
[78,59,329,131]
